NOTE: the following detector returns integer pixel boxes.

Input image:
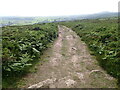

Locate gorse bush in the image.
[2,23,58,76]
[60,18,120,83]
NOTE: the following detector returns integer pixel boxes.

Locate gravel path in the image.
[22,25,117,88]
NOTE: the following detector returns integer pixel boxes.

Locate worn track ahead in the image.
[22,25,117,88]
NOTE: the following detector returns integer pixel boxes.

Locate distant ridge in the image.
[0,12,118,27]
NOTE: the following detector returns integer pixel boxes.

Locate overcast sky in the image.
[0,0,119,16]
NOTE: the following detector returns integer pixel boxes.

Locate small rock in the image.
[65,79,76,87]
[28,78,56,88]
[72,47,77,50]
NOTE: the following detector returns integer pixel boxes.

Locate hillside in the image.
[2,17,120,88]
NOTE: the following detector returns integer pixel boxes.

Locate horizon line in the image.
[0,11,118,17]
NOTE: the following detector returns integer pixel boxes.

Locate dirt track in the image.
[22,25,117,88]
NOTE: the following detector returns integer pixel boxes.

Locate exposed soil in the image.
[21,25,117,88]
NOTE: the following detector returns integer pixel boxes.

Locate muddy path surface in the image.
[22,25,117,88]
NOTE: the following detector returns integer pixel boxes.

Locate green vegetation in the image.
[59,18,120,85]
[2,23,58,87]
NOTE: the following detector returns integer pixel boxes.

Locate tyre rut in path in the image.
[23,25,117,88]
